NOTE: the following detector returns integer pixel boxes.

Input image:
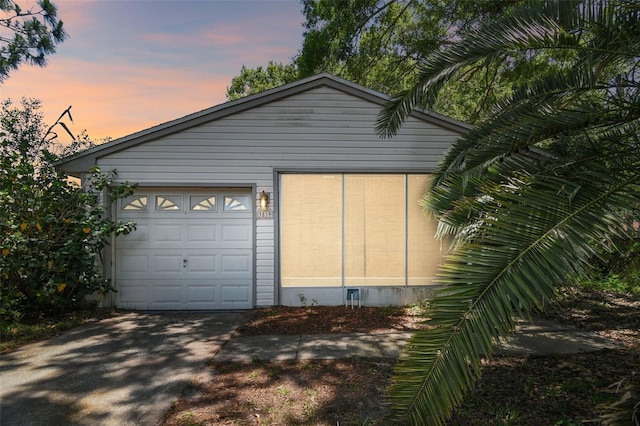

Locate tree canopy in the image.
[0,0,66,83]
[228,0,575,124]
[226,61,298,101]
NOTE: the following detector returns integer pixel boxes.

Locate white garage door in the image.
[115,188,253,310]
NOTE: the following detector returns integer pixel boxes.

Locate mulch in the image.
[237,305,427,335]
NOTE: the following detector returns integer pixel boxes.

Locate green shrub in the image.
[578,271,640,295]
[576,236,640,295]
[0,98,136,321]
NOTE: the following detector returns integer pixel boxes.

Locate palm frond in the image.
[426,114,640,231]
[382,2,640,424]
[433,67,638,181]
[377,1,640,139]
[376,0,589,137]
[389,169,640,425]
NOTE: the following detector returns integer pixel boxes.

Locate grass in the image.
[579,271,640,295]
[578,246,640,295]
[0,308,114,352]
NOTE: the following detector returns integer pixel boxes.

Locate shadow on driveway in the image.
[0,311,248,426]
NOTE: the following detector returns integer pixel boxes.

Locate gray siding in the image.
[96,85,461,307]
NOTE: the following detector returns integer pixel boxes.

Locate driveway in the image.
[0,311,247,426]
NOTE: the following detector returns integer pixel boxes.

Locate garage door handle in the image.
[183,259,187,268]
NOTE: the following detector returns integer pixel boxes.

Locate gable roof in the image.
[57,73,472,175]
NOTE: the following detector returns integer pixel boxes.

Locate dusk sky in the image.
[1,0,306,141]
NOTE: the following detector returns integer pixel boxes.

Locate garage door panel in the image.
[221,283,251,303]
[187,285,217,303]
[221,224,251,242]
[119,254,149,273]
[153,224,182,242]
[221,254,252,273]
[117,282,251,310]
[121,224,149,242]
[118,283,148,306]
[153,255,183,273]
[152,285,182,303]
[116,188,253,310]
[119,251,253,277]
[187,255,217,272]
[187,224,217,242]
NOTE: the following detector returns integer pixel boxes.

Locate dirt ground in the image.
[161,289,639,426]
[237,305,427,335]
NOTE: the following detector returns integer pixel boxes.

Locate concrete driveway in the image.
[0,311,247,426]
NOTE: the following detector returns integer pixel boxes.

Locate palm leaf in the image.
[379,2,640,424]
[375,0,588,138]
[389,169,640,425]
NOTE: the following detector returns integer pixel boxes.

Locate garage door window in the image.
[280,174,443,287]
[224,195,251,211]
[121,194,148,211]
[190,195,217,211]
[155,195,182,211]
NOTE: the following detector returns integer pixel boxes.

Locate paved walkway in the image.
[216,332,412,362]
[495,318,622,356]
[216,318,623,363]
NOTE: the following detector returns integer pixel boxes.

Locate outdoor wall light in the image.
[259,191,269,211]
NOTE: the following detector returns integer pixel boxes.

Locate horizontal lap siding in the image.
[97,86,461,307]
[99,87,458,183]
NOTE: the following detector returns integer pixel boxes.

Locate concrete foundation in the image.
[279,286,444,307]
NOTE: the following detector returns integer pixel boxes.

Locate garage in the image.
[115,188,254,310]
[58,73,471,308]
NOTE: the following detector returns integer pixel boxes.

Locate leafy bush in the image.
[563,209,640,295]
[576,236,640,295]
[0,98,136,321]
[578,271,640,295]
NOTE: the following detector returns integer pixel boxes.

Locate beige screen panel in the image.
[280,175,343,287]
[344,175,406,286]
[407,174,443,285]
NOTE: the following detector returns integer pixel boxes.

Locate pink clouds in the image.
[1,0,304,142]
[2,58,232,141]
